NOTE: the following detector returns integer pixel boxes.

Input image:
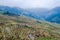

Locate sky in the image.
[0,0,60,9]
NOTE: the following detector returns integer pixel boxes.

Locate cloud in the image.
[0,0,60,8]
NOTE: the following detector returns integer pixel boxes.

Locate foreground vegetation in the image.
[0,14,60,40]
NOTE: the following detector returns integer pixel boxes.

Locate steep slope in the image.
[0,14,60,40]
[46,7,60,23]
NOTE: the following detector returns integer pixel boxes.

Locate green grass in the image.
[37,37,55,40]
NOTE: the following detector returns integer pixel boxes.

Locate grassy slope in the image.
[0,14,60,40]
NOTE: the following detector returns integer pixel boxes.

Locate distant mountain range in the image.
[45,7,60,23]
[0,6,60,23]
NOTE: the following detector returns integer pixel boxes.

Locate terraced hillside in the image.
[0,14,60,40]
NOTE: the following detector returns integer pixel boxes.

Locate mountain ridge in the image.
[0,6,60,23]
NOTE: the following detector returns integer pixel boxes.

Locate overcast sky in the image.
[0,0,60,9]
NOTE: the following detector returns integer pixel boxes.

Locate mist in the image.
[0,0,60,9]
